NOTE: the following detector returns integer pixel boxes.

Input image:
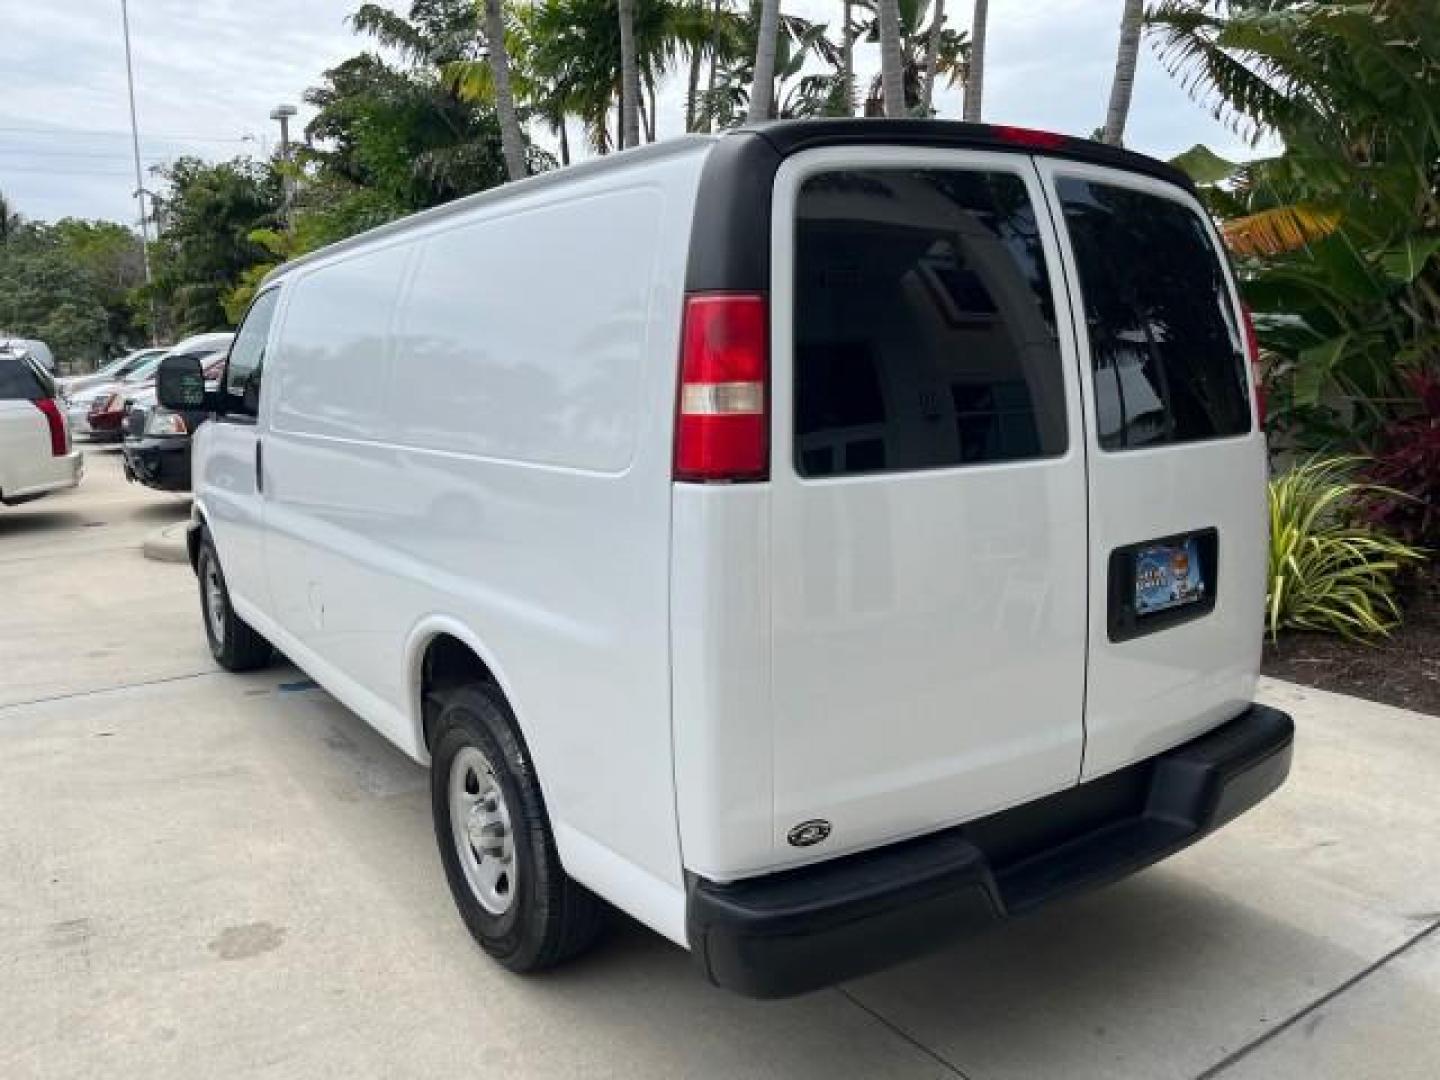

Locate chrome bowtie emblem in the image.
[787,819,832,847]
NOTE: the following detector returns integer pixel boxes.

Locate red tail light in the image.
[34,397,69,457]
[674,293,768,482]
[1241,303,1266,425]
[991,125,1069,151]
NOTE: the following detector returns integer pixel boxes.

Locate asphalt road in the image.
[2,446,1437,1079]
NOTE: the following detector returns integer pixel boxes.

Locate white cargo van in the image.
[159,121,1293,998]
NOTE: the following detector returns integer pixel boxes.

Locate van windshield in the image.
[1056,177,1251,450]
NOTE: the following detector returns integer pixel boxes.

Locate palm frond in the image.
[1145,1,1316,144]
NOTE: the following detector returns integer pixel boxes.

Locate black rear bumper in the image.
[687,703,1293,999]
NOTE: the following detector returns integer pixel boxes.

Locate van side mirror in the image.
[157,354,207,411]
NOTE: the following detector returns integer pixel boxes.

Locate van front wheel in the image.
[430,684,605,972]
[196,530,273,672]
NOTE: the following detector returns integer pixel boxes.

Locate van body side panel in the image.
[263,241,414,687]
[1034,159,1266,780]
[260,148,711,920]
[670,485,774,881]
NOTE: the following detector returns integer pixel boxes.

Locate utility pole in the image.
[120,0,157,343]
[270,104,297,224]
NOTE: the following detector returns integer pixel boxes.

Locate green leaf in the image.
[1168,144,1240,186]
[1377,235,1440,284]
[1294,334,1349,405]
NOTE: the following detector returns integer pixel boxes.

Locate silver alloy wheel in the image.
[203,559,227,645]
[448,745,517,916]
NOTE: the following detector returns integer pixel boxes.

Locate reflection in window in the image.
[794,169,1066,478]
[1057,178,1251,450]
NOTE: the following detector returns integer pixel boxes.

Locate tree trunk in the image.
[962,0,987,122]
[558,117,571,166]
[646,78,658,141]
[877,0,907,118]
[840,0,854,115]
[484,0,527,181]
[687,41,703,132]
[618,0,642,149]
[921,0,945,115]
[702,0,724,131]
[748,0,781,123]
[1102,0,1145,146]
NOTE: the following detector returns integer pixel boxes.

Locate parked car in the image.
[1,349,82,505]
[121,349,228,491]
[85,333,232,440]
[71,355,164,437]
[161,121,1293,999]
[85,357,164,440]
[60,346,169,398]
[0,338,56,375]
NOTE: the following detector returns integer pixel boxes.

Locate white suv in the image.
[163,121,1293,998]
[0,350,82,506]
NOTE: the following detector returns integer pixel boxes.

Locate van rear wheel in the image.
[430,683,605,972]
[196,529,273,672]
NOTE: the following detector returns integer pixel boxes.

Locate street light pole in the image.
[270,104,297,224]
[119,0,157,343]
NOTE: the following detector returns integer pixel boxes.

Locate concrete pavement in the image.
[1,448,1437,1079]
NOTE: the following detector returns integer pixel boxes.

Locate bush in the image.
[1268,457,1426,641]
[1365,371,1440,547]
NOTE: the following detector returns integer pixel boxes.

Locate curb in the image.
[142,523,190,564]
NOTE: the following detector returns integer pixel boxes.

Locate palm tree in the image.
[702,7,843,126]
[618,0,643,145]
[839,0,855,115]
[483,0,528,179]
[920,0,944,114]
[703,0,727,129]
[748,0,782,121]
[332,3,542,199]
[962,0,987,121]
[1102,0,1145,145]
[855,0,967,117]
[876,0,907,118]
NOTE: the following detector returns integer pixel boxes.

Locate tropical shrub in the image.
[1364,371,1440,546]
[1267,457,1426,640]
[1151,1,1440,451]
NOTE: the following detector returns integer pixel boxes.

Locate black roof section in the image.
[747,119,1193,190]
[685,119,1196,294]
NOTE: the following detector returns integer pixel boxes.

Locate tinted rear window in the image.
[1056,177,1251,450]
[793,169,1067,478]
[0,355,47,400]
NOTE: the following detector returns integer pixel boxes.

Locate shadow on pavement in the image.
[129,496,192,523]
[0,510,85,537]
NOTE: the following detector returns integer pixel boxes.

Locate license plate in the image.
[1133,538,1206,617]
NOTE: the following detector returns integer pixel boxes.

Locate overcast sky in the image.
[0,0,1275,228]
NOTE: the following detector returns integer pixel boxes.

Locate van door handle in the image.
[255,438,264,495]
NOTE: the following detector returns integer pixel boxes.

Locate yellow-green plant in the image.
[1268,457,1426,641]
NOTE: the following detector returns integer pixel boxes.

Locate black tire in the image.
[196,528,273,672]
[430,683,605,972]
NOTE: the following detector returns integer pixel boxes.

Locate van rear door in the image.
[767,148,1090,865]
[1034,159,1267,780]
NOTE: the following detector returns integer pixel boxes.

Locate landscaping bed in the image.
[1263,563,1440,715]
